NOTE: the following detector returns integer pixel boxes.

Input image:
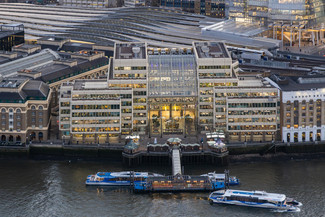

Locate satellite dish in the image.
[201,46,209,53]
[132,47,141,54]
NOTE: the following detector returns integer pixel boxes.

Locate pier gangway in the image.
[172,148,182,175]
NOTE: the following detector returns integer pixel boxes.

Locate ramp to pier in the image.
[172,148,182,175]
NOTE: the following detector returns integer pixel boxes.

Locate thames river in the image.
[0,158,324,217]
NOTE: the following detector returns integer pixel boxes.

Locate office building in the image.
[58,42,280,144]
[267,75,325,143]
[0,78,51,144]
[159,0,226,18]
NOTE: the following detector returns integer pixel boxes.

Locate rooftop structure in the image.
[115,43,146,60]
[0,23,24,51]
[194,41,229,58]
[0,4,280,50]
[0,49,60,78]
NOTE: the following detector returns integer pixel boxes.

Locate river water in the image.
[0,158,324,217]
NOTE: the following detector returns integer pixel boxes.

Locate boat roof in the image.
[202,173,226,179]
[224,190,286,202]
[95,171,152,177]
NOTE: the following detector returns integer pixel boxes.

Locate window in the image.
[39,112,43,116]
[9,109,13,113]
[16,109,21,113]
[1,108,5,113]
[31,106,36,110]
[39,106,43,110]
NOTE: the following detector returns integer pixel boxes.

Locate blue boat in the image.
[201,172,240,185]
[85,171,163,186]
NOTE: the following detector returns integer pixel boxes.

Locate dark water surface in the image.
[0,158,324,217]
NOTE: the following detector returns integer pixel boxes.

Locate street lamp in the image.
[62,135,65,145]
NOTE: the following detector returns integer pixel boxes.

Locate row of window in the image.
[199,82,238,87]
[72,120,120,125]
[114,74,146,78]
[72,127,120,132]
[228,110,277,116]
[228,117,276,123]
[228,103,276,108]
[71,105,120,110]
[228,125,276,130]
[114,66,146,70]
[72,112,120,117]
[198,65,231,69]
[1,106,43,113]
[215,92,277,97]
[109,84,146,89]
[199,73,230,77]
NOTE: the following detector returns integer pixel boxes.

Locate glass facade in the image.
[148,55,197,97]
[229,0,325,27]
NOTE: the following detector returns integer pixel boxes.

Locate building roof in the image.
[0,49,60,78]
[38,56,108,83]
[269,74,325,91]
[194,41,229,58]
[115,43,146,60]
[0,78,50,103]
[0,4,279,50]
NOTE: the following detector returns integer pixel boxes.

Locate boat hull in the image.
[86,181,139,186]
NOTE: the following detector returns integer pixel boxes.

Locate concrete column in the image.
[290,26,293,47]
[106,134,109,143]
[299,28,301,48]
[305,131,310,142]
[273,25,275,39]
[290,132,294,143]
[312,31,315,46]
[298,132,302,142]
[316,30,319,45]
[281,26,284,48]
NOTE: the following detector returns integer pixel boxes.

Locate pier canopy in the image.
[180,143,200,152]
[147,143,169,152]
[124,140,139,153]
[167,138,182,146]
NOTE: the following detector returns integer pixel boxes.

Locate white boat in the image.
[201,172,240,185]
[208,189,302,212]
[86,171,163,186]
